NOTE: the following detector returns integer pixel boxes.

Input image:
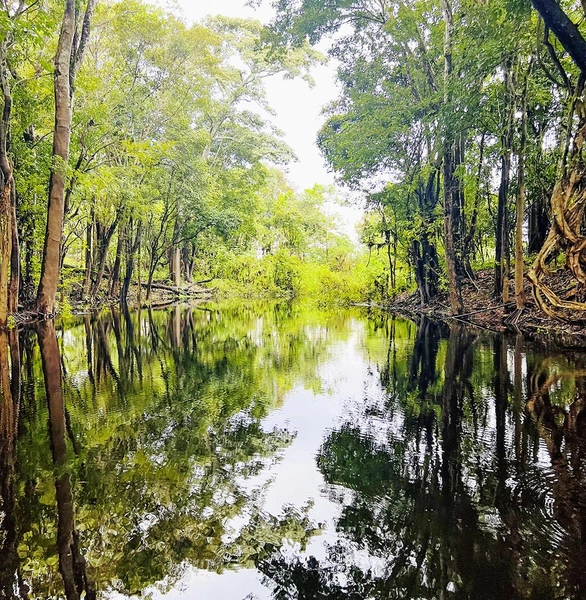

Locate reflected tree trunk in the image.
[0,330,25,598]
[38,321,95,600]
[441,323,464,497]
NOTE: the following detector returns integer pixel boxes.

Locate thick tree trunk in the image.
[412,235,439,306]
[36,0,76,316]
[528,194,549,254]
[531,0,586,74]
[36,0,96,316]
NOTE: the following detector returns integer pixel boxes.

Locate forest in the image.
[5,2,586,598]
[1,0,586,327]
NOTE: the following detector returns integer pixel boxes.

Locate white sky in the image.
[152,0,339,191]
[148,0,363,238]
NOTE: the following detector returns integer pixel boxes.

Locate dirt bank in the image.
[387,269,586,348]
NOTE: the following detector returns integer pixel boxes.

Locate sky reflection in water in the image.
[1,304,586,599]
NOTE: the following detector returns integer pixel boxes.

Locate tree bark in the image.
[36,0,76,316]
[531,0,586,74]
[0,38,13,327]
[36,0,96,316]
[441,0,463,315]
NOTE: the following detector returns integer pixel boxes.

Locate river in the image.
[0,302,585,599]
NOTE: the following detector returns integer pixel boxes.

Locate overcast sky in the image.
[149,0,340,192]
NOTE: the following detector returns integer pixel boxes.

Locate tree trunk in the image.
[528,192,549,254]
[443,152,464,315]
[36,0,96,316]
[441,0,463,315]
[36,0,76,316]
[531,0,586,74]
[122,223,141,303]
[495,57,515,301]
[183,245,195,283]
[8,185,18,314]
[0,180,11,327]
[90,212,121,300]
[146,267,155,301]
[83,208,94,299]
[173,246,181,288]
[0,38,13,327]
[515,65,531,311]
[110,230,123,297]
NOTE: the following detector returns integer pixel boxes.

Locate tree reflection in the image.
[259,318,586,600]
[0,303,339,597]
[0,329,27,600]
[39,321,95,600]
[526,352,586,595]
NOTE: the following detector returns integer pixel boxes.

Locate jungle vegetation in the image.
[2,0,586,325]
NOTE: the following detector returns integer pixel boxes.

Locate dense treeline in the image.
[3,0,586,326]
[0,0,364,328]
[269,0,586,319]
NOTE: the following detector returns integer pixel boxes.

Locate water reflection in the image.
[259,317,586,600]
[1,307,586,598]
[0,305,335,598]
[40,321,95,600]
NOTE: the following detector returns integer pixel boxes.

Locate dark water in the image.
[1,303,586,599]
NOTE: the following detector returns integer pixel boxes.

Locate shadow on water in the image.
[2,306,586,598]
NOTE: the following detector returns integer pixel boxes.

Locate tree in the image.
[527,0,586,319]
[36,0,96,317]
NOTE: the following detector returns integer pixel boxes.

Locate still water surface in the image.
[1,303,586,599]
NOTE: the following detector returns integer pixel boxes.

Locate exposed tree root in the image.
[528,120,586,322]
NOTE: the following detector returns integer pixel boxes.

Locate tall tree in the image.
[36,0,96,316]
[527,0,586,319]
[441,0,464,314]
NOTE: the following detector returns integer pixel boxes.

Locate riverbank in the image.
[387,269,586,347]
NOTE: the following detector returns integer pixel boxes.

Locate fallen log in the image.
[140,281,214,295]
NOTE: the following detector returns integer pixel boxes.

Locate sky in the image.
[147,0,363,237]
[151,0,340,192]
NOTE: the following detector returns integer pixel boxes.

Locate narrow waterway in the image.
[1,303,585,599]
